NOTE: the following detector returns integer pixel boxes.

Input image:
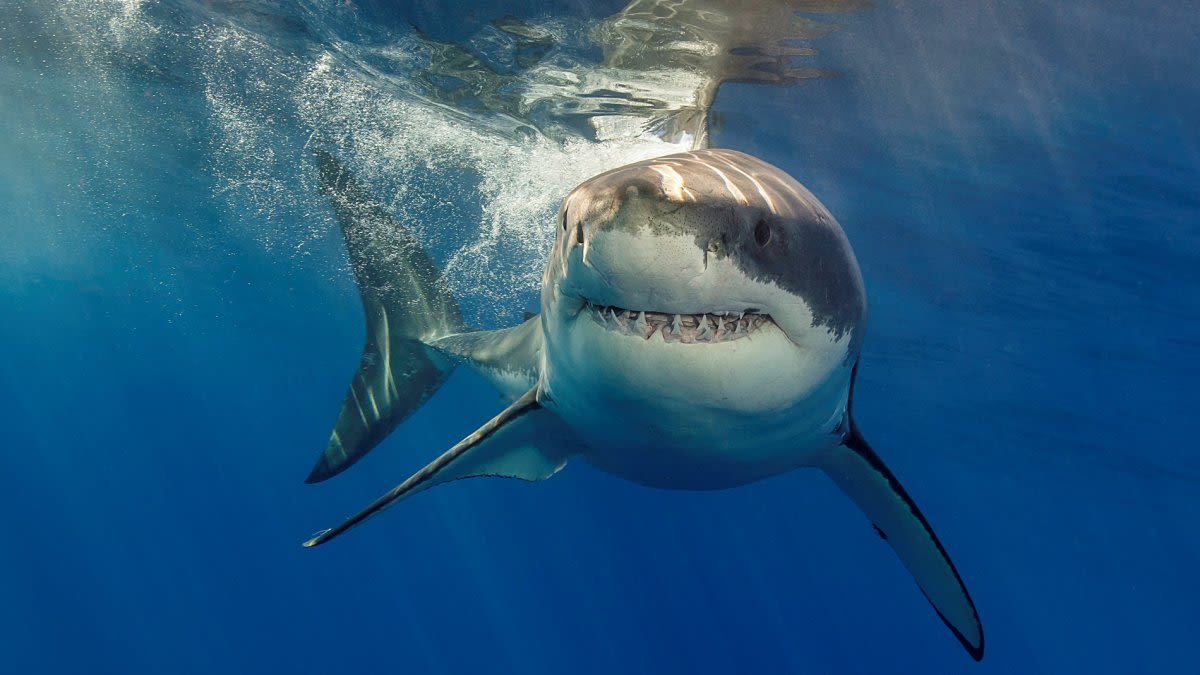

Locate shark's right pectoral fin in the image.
[304,387,571,547]
[819,423,984,661]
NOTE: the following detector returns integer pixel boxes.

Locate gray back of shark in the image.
[302,149,984,662]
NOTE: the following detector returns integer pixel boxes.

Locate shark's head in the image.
[540,149,866,434]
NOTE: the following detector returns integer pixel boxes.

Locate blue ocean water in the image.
[1,1,1197,673]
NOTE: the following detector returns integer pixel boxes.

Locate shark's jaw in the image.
[543,291,849,489]
[542,225,853,417]
[544,273,846,427]
[581,300,773,344]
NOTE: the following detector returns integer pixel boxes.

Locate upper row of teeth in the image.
[585,302,768,340]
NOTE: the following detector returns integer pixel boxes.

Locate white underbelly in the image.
[542,315,852,489]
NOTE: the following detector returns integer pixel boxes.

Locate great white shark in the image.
[302,147,984,661]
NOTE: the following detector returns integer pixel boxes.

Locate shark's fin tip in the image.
[302,529,332,548]
[304,459,335,484]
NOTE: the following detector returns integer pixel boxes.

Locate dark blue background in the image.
[1,1,1197,673]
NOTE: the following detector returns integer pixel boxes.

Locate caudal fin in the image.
[306,149,466,483]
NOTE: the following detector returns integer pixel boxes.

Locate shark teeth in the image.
[634,310,650,338]
[584,301,771,344]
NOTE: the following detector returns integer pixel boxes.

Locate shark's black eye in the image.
[754,219,772,247]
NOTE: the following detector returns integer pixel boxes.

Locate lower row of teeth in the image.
[586,303,767,342]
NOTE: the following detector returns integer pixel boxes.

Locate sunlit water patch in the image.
[33,0,857,326]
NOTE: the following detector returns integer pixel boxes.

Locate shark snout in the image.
[557,227,712,313]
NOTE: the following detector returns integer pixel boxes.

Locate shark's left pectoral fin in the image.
[819,423,984,661]
[304,387,571,547]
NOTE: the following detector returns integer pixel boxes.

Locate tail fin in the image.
[306,149,466,483]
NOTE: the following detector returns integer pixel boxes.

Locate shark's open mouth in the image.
[584,300,772,343]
